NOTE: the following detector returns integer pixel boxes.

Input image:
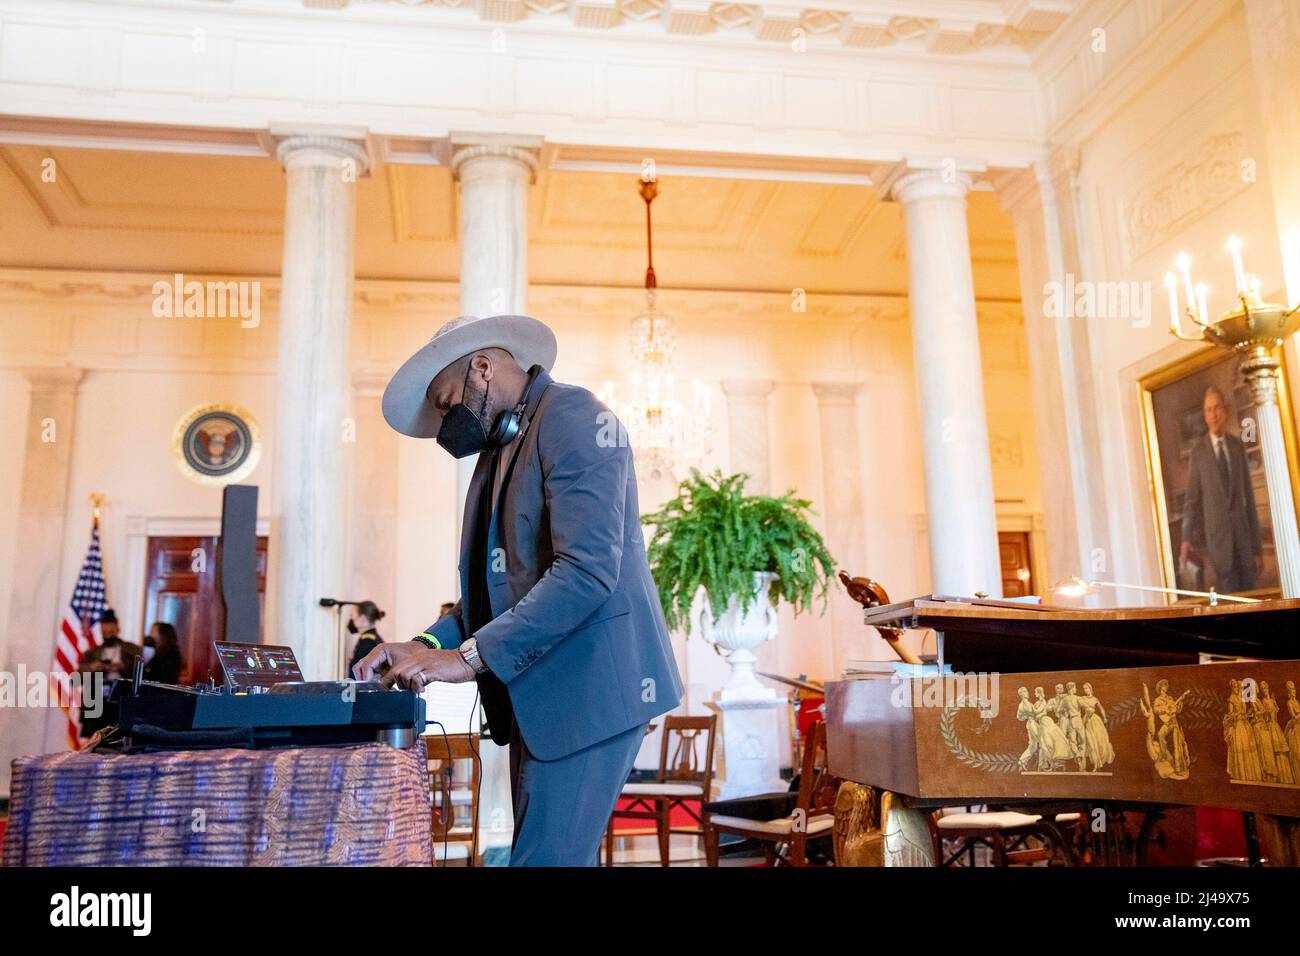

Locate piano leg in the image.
[1135,807,1165,867]
[879,791,938,867]
[1257,814,1300,866]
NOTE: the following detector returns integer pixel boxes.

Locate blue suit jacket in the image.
[421,370,684,760]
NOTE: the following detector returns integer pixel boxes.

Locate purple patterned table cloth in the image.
[3,741,432,866]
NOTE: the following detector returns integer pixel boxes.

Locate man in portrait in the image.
[1180,385,1263,594]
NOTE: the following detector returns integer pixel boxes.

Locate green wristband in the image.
[413,633,442,650]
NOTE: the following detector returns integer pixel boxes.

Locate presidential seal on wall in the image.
[172,403,261,485]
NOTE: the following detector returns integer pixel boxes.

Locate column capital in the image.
[810,381,862,406]
[877,159,982,204]
[721,379,774,402]
[271,124,371,176]
[449,132,544,183]
[23,365,84,392]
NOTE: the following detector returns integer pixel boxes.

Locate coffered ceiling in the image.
[0,142,1021,299]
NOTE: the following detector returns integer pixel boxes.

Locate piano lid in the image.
[859,594,1300,671]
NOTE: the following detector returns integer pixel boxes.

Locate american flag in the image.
[54,519,109,749]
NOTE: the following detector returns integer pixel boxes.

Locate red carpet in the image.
[610,797,701,834]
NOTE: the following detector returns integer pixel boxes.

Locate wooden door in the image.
[143,535,268,685]
[997,531,1034,598]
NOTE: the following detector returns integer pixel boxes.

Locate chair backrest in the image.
[427,733,482,843]
[658,714,718,793]
[792,720,837,821]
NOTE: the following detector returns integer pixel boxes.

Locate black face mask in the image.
[347,619,358,635]
[436,363,493,459]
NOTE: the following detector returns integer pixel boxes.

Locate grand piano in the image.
[825,590,1300,865]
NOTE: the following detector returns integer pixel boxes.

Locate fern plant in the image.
[641,469,836,635]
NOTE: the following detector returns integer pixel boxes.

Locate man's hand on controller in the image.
[352,641,475,691]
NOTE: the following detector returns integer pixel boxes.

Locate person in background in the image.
[346,600,387,678]
[142,621,184,685]
[437,602,455,620]
[78,620,139,739]
[99,608,120,642]
[1180,385,1263,593]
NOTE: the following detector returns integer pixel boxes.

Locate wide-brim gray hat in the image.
[382,313,558,439]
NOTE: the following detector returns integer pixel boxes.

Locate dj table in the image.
[2,739,434,866]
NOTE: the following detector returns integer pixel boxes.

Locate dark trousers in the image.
[507,718,645,866]
[1217,546,1258,594]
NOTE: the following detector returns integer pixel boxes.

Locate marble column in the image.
[888,167,1002,598]
[2,367,83,794]
[348,369,399,655]
[270,131,369,681]
[812,382,868,673]
[721,379,774,495]
[1244,357,1300,597]
[1000,160,1107,592]
[448,134,542,545]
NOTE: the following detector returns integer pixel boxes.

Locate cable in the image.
[464,686,484,865]
[430,686,484,867]
[426,719,453,868]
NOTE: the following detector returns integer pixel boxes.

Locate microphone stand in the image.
[334,604,346,680]
[320,599,355,680]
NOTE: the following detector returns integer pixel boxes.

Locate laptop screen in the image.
[213,642,303,691]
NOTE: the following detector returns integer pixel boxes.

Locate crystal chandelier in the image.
[599,176,713,480]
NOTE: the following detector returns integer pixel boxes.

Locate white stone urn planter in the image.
[699,571,779,701]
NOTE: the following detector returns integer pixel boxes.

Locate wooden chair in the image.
[931,806,1078,867]
[703,720,837,867]
[427,733,482,866]
[604,714,717,866]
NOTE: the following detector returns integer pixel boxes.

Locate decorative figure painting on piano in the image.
[1222,677,1297,787]
[1014,684,1113,774]
[1140,680,1191,780]
[1255,681,1293,786]
[1224,679,1263,784]
[1287,681,1300,782]
[1079,682,1116,772]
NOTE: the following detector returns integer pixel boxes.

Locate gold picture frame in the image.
[1139,346,1300,602]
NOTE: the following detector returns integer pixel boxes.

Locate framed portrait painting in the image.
[1139,347,1300,601]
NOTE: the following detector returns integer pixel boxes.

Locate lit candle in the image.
[1226,235,1246,293]
[1165,272,1180,331]
[1176,253,1195,313]
[1195,283,1210,324]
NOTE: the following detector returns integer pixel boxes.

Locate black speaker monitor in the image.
[218,484,260,645]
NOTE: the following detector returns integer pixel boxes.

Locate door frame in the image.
[124,515,270,651]
[994,511,1048,599]
[912,510,1048,598]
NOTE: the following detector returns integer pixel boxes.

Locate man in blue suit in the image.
[355,313,684,866]
[1179,385,1263,594]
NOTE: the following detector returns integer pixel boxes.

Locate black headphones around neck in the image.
[487,364,545,447]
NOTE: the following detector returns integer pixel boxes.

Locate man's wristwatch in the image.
[459,637,489,675]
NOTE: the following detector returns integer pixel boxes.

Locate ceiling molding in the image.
[0,2,1048,169]
[289,0,1072,57]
